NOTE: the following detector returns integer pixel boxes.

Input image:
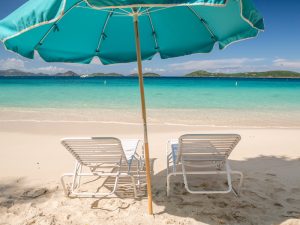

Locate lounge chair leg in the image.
[129,175,138,198]
[167,173,172,196]
[71,162,81,191]
[75,164,83,189]
[110,175,120,196]
[61,173,74,196]
[167,173,180,196]
[231,171,243,196]
[137,161,142,190]
[181,164,189,191]
[225,161,233,194]
[61,175,69,196]
[166,142,170,175]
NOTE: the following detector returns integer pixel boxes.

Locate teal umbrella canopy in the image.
[0,0,264,65]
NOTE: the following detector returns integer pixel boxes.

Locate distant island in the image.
[0,69,159,77]
[185,70,300,78]
[0,69,79,77]
[0,69,300,78]
[129,72,160,77]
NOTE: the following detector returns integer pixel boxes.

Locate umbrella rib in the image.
[136,7,142,14]
[117,8,132,15]
[95,10,114,53]
[76,6,128,15]
[187,5,217,42]
[141,6,174,15]
[139,7,152,15]
[146,9,159,51]
[35,0,85,49]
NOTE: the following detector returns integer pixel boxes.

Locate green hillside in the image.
[129,72,160,77]
[185,70,300,78]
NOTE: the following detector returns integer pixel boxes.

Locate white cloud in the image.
[0,58,25,70]
[273,59,300,69]
[143,67,166,73]
[169,58,265,73]
[63,57,102,68]
[131,67,166,74]
[32,66,67,74]
[0,57,71,74]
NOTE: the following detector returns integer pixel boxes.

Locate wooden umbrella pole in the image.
[133,13,153,215]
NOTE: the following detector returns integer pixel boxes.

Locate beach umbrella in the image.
[0,0,264,214]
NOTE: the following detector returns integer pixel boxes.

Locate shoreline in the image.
[1,107,300,129]
[0,120,300,129]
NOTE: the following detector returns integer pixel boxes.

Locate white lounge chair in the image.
[166,134,243,196]
[61,137,144,198]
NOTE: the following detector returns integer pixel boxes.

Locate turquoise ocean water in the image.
[0,76,299,111]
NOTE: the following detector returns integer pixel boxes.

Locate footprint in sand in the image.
[266,173,277,177]
[232,211,247,223]
[213,201,228,208]
[0,199,14,208]
[154,189,165,196]
[274,202,284,208]
[269,187,287,199]
[91,198,134,211]
[154,189,167,202]
[245,177,260,182]
[164,218,177,224]
[173,183,188,195]
[33,215,56,225]
[286,198,300,205]
[167,196,184,204]
[207,195,217,200]
[264,178,275,183]
[274,187,286,193]
[217,213,234,223]
[236,201,257,209]
[242,190,268,201]
[284,210,300,218]
[181,201,203,207]
[21,188,48,198]
[290,188,300,194]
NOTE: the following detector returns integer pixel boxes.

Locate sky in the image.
[0,0,300,75]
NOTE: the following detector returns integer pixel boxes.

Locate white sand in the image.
[0,116,300,224]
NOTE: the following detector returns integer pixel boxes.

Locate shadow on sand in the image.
[0,156,299,225]
[151,156,300,225]
[0,177,59,209]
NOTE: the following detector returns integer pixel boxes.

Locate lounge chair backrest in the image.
[177,134,241,164]
[61,137,126,167]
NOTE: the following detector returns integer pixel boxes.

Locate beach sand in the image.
[0,111,300,225]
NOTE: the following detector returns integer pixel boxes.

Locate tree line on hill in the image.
[0,69,299,78]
